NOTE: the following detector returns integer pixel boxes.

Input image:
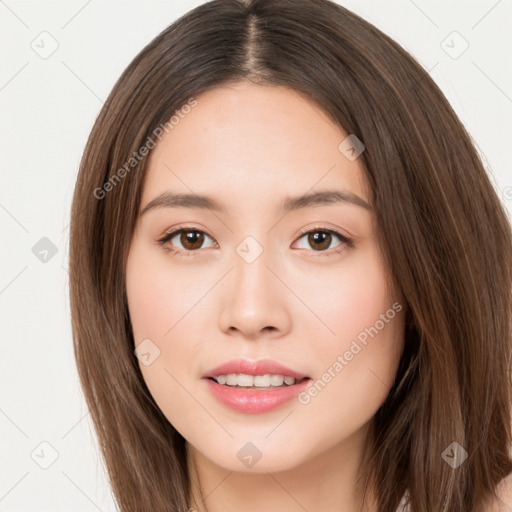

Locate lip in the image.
[204,377,311,414]
[202,358,309,380]
[202,359,311,414]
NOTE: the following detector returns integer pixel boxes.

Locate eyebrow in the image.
[140,189,372,216]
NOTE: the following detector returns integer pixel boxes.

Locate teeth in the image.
[216,375,228,385]
[214,373,298,387]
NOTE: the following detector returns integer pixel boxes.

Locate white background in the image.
[1,0,511,510]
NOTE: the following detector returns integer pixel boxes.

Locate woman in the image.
[69,0,512,510]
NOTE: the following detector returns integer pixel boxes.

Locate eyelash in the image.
[157,225,354,258]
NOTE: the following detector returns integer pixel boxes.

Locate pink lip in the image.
[204,378,311,414]
[202,359,311,414]
[202,358,309,380]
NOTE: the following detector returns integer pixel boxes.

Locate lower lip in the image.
[204,378,311,414]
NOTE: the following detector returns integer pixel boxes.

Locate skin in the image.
[125,81,406,512]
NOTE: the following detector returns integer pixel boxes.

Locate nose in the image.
[217,245,291,341]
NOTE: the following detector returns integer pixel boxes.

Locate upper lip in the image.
[203,359,310,380]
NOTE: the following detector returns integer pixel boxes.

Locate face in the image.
[125,81,405,473]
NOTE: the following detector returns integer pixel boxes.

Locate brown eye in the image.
[158,228,215,252]
[307,231,332,251]
[295,228,351,253]
[179,230,205,250]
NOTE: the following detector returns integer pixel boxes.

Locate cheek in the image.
[297,318,404,465]
[296,242,401,359]
[125,238,209,383]
[126,270,177,341]
[294,244,404,417]
[126,241,201,343]
[125,243,206,436]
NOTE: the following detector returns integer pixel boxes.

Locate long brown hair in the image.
[69,0,512,510]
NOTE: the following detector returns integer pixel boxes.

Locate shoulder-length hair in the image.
[69,0,512,510]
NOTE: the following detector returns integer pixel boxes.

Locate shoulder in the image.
[486,472,512,511]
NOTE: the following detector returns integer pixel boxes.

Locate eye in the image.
[157,225,354,257]
[157,227,216,255]
[293,226,353,256]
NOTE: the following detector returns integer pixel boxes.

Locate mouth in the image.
[204,375,312,414]
[202,359,312,413]
[207,374,311,389]
[202,358,310,384]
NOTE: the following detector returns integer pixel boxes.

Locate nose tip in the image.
[217,256,291,340]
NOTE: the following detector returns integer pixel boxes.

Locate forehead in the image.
[142,81,370,210]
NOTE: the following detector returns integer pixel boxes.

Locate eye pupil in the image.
[182,230,204,250]
[309,231,331,250]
